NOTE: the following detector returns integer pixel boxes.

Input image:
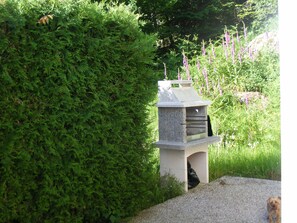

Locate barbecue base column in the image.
[159,144,209,192]
[160,149,187,191]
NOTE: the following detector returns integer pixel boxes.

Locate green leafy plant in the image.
[0,0,159,222]
[164,25,280,181]
[159,173,185,202]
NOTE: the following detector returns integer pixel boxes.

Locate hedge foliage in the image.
[0,0,158,222]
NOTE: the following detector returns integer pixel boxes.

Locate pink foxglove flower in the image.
[236,31,240,43]
[212,44,216,58]
[201,40,206,56]
[182,51,191,80]
[248,47,254,61]
[231,36,235,63]
[223,42,228,59]
[196,57,201,72]
[202,67,209,92]
[225,30,230,48]
[238,51,242,64]
[199,83,204,95]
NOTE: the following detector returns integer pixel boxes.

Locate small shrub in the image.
[159,173,185,201]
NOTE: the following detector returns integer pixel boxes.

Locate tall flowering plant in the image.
[177,26,257,97]
[182,50,191,80]
[166,24,280,157]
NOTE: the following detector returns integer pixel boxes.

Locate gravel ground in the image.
[129,176,281,223]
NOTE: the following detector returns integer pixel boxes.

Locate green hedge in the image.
[0,0,158,222]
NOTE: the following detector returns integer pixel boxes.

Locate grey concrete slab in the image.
[129,176,281,223]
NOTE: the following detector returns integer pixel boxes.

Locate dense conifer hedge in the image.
[0,0,158,222]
